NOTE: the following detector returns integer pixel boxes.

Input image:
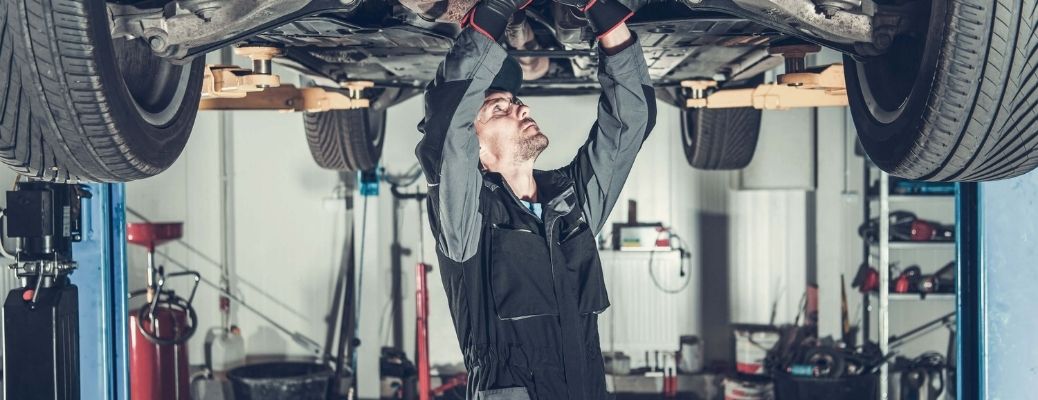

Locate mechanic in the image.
[416,0,656,397]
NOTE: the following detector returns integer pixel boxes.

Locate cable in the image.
[0,209,17,260]
[793,290,807,327]
[383,163,424,187]
[351,194,370,375]
[417,189,426,263]
[648,230,692,294]
[379,299,394,346]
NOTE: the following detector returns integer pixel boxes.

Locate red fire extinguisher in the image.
[127,223,200,400]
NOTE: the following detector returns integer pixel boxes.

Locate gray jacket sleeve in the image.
[561,38,657,234]
[415,29,507,263]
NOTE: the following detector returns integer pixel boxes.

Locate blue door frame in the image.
[958,176,1038,399]
[71,183,129,400]
[956,182,980,400]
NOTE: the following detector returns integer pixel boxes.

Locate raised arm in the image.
[415,29,507,262]
[562,23,657,234]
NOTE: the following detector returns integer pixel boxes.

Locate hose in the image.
[132,290,199,346]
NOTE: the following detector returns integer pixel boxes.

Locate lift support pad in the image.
[684,64,848,110]
[197,45,372,112]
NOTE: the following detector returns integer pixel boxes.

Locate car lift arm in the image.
[684,64,848,110]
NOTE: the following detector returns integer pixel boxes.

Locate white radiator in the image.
[598,250,699,369]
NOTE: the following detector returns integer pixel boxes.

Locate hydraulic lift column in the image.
[2,182,89,400]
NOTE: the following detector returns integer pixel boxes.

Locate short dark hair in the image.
[488,56,522,95]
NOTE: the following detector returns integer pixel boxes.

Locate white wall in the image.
[126,59,347,367]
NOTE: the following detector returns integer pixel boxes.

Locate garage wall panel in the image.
[729,190,808,325]
[125,109,223,364]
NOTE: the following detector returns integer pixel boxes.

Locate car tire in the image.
[0,3,40,178]
[10,0,204,182]
[304,108,388,171]
[845,0,1038,181]
[680,107,762,170]
[302,88,411,171]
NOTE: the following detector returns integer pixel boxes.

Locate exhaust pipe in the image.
[506,13,550,81]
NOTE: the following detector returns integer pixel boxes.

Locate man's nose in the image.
[516,104,530,120]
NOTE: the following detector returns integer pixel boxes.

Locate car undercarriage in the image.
[5,0,1038,183]
[106,0,910,94]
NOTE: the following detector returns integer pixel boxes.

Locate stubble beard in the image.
[515,130,549,163]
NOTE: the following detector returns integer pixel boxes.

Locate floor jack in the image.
[2,182,89,400]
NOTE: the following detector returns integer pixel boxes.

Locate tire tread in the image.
[10,0,201,182]
[866,0,1038,181]
[681,107,762,170]
[303,109,386,171]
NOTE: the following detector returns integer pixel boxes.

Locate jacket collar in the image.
[483,170,577,216]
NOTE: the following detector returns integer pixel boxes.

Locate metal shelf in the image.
[870,242,955,250]
[870,292,956,301]
[863,165,958,400]
[868,195,955,202]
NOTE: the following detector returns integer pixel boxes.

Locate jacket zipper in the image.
[545,212,561,311]
[499,180,540,220]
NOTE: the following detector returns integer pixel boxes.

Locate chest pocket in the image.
[490,226,559,320]
[559,219,611,315]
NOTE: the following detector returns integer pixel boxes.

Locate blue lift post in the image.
[955,182,980,400]
[71,183,130,400]
[959,174,1038,399]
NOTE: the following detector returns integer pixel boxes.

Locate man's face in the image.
[475,91,549,165]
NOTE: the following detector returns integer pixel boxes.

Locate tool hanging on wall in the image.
[647,227,693,294]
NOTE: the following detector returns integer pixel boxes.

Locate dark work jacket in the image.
[415,29,656,400]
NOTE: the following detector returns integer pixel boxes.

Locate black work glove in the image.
[554,0,633,39]
[465,0,534,41]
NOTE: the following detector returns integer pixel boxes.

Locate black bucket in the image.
[228,362,333,400]
[773,370,878,400]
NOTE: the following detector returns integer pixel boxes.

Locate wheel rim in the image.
[853,0,941,128]
[112,37,192,127]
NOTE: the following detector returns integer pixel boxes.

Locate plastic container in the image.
[724,377,774,400]
[772,370,878,400]
[205,329,245,373]
[732,324,781,376]
[228,362,334,400]
[678,335,703,374]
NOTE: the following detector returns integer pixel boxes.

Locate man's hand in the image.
[553,0,634,41]
[466,0,534,41]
